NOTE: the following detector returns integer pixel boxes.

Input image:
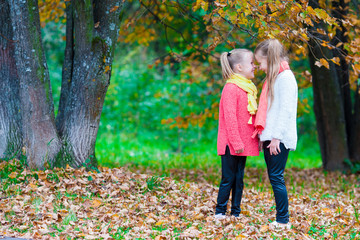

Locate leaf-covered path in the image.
[0,160,359,239]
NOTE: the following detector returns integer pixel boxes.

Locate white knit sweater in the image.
[259,70,298,150]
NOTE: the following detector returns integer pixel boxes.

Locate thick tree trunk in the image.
[0,0,22,159]
[56,1,74,138]
[9,0,61,169]
[349,1,360,164]
[352,79,360,163]
[56,0,123,168]
[308,0,349,171]
[331,0,355,163]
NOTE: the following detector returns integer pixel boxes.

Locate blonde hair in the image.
[220,49,252,80]
[255,39,288,106]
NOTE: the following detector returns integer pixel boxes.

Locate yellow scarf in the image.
[226,74,258,124]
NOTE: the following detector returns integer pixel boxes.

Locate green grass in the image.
[95,129,322,171]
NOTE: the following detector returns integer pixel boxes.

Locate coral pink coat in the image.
[217,83,259,156]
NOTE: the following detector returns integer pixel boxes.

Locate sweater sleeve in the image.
[272,74,297,140]
[222,85,245,151]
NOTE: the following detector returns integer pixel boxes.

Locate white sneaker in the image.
[214,213,227,220]
[269,221,292,230]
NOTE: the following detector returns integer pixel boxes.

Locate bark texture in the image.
[307,0,350,171]
[56,1,74,138]
[56,0,123,167]
[9,0,61,169]
[331,0,351,144]
[308,44,349,171]
[353,81,360,163]
[0,0,22,159]
[348,1,360,164]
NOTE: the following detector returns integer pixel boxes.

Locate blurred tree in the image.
[307,0,357,171]
[0,0,124,169]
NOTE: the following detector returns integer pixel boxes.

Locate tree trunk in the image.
[348,1,360,164]
[56,1,74,138]
[352,78,360,163]
[0,0,22,160]
[56,0,123,168]
[331,0,355,162]
[308,0,349,171]
[9,0,61,169]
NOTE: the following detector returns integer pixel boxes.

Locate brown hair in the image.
[220,49,253,80]
[255,39,288,106]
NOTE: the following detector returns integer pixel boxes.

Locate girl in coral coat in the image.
[215,49,259,219]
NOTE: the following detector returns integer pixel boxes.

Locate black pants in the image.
[215,146,246,217]
[263,141,290,224]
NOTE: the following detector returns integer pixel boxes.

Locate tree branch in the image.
[140,1,215,58]
[0,32,18,43]
[220,16,257,39]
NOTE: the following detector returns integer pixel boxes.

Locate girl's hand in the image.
[235,148,244,154]
[267,138,281,155]
[259,141,263,152]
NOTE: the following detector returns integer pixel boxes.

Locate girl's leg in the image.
[263,141,290,224]
[215,145,238,215]
[230,156,246,217]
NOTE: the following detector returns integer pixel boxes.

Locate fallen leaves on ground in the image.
[0,159,359,239]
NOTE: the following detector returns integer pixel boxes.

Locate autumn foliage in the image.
[0,159,359,238]
[117,0,359,132]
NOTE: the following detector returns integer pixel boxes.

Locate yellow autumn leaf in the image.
[330,57,340,65]
[352,63,360,74]
[235,223,244,230]
[92,199,102,208]
[29,183,37,190]
[260,225,269,232]
[38,172,47,180]
[241,210,250,216]
[306,6,317,16]
[202,2,208,11]
[110,6,119,13]
[315,58,330,69]
[155,220,164,226]
[300,33,310,41]
[236,234,247,239]
[322,208,332,213]
[8,172,17,179]
[193,213,204,220]
[192,0,202,12]
[314,8,331,21]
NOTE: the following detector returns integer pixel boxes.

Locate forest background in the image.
[43,1,322,175]
[1,0,360,238]
[2,0,360,172]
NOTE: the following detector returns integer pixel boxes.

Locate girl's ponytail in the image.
[220,52,234,80]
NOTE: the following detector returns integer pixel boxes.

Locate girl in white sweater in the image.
[254,39,298,230]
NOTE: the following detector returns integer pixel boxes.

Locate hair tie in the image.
[227,52,231,57]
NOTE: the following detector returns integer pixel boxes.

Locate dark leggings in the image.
[215,146,246,217]
[263,141,290,224]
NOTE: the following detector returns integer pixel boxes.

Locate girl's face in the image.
[255,53,267,72]
[236,52,255,79]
